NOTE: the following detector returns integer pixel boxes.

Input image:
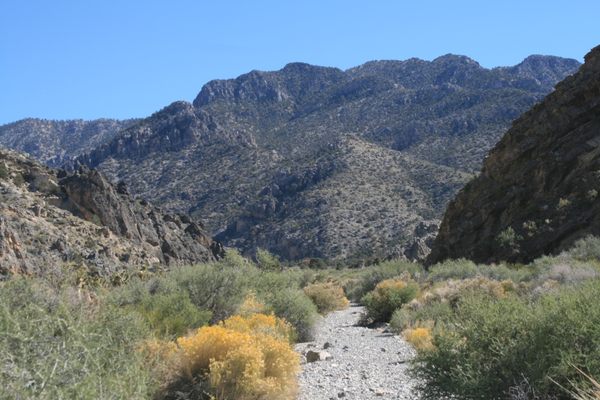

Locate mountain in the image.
[0,147,223,278]
[428,45,600,265]
[0,55,580,262]
[0,118,139,166]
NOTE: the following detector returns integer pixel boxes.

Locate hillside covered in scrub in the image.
[0,55,579,262]
[0,147,222,277]
[429,44,600,265]
[0,118,139,166]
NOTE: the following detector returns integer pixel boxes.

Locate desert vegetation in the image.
[2,237,600,399]
[0,249,345,399]
[362,236,600,400]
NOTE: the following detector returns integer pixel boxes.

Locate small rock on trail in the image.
[295,304,419,399]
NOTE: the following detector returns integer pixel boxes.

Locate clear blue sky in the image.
[1,0,599,124]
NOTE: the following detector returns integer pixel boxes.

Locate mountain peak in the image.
[516,54,580,69]
[584,44,600,64]
[432,54,480,67]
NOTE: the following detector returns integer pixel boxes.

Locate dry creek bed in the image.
[295,304,420,400]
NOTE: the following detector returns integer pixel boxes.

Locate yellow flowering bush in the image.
[403,327,434,351]
[303,282,350,314]
[237,292,266,316]
[176,313,299,400]
[222,313,295,342]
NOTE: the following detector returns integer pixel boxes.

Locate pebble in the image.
[295,304,420,399]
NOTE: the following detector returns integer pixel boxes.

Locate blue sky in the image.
[1,0,599,124]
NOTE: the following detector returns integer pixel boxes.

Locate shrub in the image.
[0,162,8,180]
[403,327,433,351]
[566,367,600,400]
[427,258,479,281]
[346,259,423,301]
[110,264,245,332]
[428,258,532,283]
[256,248,281,271]
[221,248,254,268]
[237,292,267,316]
[171,263,248,322]
[250,269,304,295]
[390,302,453,333]
[176,313,299,400]
[413,281,600,399]
[135,292,211,338]
[303,282,349,314]
[496,226,522,251]
[362,279,419,322]
[262,288,318,342]
[538,262,599,285]
[222,313,294,342]
[566,236,600,262]
[0,278,156,399]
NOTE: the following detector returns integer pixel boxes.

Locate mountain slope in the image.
[0,118,139,166]
[76,55,579,262]
[0,55,580,262]
[428,45,600,265]
[0,147,222,277]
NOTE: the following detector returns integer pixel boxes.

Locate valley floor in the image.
[295,304,419,399]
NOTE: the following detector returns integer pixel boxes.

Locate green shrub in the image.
[427,258,478,281]
[390,302,453,334]
[250,269,304,295]
[172,263,249,323]
[0,278,156,399]
[0,163,8,180]
[496,226,522,252]
[262,288,318,342]
[220,248,253,268]
[566,236,600,262]
[362,279,419,323]
[111,263,250,325]
[303,282,349,314]
[346,259,423,301]
[428,258,533,283]
[256,248,281,271]
[413,281,600,399]
[134,292,211,338]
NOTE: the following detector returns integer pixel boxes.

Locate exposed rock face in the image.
[0,118,138,166]
[0,148,222,277]
[0,55,580,262]
[427,45,600,265]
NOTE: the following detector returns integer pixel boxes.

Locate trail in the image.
[295,304,420,400]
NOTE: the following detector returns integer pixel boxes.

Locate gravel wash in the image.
[295,304,420,400]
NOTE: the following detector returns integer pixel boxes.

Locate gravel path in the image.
[295,304,420,400]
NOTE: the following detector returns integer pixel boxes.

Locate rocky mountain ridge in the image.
[0,147,222,277]
[0,118,139,166]
[0,54,581,262]
[428,45,600,264]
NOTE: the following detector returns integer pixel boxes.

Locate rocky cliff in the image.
[428,45,600,265]
[0,148,222,278]
[0,55,580,262]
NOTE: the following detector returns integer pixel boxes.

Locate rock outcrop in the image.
[0,148,222,278]
[427,45,600,265]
